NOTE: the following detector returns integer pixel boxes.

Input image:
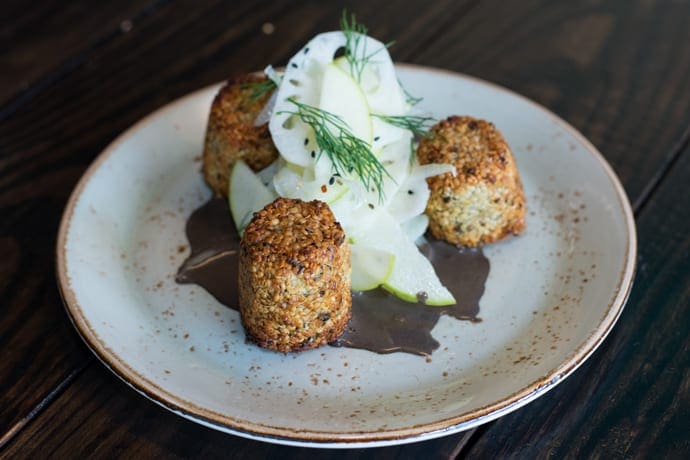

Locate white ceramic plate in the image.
[57,65,636,448]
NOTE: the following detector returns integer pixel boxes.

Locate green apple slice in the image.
[401,214,429,243]
[352,210,455,305]
[229,159,277,235]
[319,63,373,144]
[350,244,395,291]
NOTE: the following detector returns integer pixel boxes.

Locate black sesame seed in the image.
[304,47,310,54]
[304,138,308,146]
[291,62,298,68]
[311,151,316,158]
[374,136,380,141]
[368,203,375,209]
[329,177,335,185]
[408,190,414,195]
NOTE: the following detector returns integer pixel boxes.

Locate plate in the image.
[57,64,636,448]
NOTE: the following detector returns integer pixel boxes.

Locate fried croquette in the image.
[238,198,352,353]
[418,116,526,247]
[202,74,279,196]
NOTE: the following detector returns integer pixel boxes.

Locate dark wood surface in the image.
[1,0,688,457]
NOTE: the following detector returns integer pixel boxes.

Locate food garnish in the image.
[222,13,461,305]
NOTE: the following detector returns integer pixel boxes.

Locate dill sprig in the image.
[240,79,277,102]
[398,78,423,106]
[408,137,416,166]
[372,113,435,137]
[280,98,391,201]
[340,10,393,83]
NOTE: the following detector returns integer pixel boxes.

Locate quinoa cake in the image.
[238,198,352,353]
[418,116,526,247]
[202,74,279,196]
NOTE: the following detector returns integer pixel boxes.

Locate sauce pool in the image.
[176,198,489,356]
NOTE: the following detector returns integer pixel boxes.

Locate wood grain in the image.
[0,0,476,452]
[0,0,155,108]
[2,0,689,456]
[412,0,690,203]
[465,141,690,459]
[0,0,295,440]
[3,364,473,459]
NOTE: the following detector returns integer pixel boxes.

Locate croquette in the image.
[202,74,279,196]
[418,116,526,247]
[239,198,352,353]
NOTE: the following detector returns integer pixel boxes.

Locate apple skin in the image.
[229,160,276,235]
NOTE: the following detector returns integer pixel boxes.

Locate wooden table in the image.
[2,1,689,457]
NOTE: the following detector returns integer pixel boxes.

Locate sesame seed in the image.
[291,62,298,68]
[304,138,308,146]
[311,151,316,158]
[329,177,335,185]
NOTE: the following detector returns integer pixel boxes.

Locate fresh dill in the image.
[408,137,416,166]
[240,79,277,102]
[372,113,435,137]
[340,10,393,83]
[280,98,391,201]
[398,78,423,106]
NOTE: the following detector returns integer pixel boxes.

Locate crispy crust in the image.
[418,116,526,247]
[202,74,279,196]
[239,198,352,353]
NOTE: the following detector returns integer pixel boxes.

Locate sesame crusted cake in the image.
[238,198,352,352]
[202,74,279,196]
[418,116,526,247]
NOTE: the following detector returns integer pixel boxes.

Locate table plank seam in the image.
[632,122,690,214]
[447,426,479,459]
[0,360,91,451]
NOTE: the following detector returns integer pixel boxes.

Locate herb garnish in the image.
[398,78,423,106]
[280,98,392,201]
[240,79,277,103]
[340,11,394,83]
[372,113,435,137]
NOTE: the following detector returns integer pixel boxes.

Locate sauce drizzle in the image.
[176,198,490,356]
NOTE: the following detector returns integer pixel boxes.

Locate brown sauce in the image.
[176,198,489,356]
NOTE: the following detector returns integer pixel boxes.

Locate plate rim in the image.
[56,63,637,448]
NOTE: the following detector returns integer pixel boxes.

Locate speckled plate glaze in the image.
[57,65,636,448]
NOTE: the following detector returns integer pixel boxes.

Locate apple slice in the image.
[228,160,277,234]
[350,244,395,291]
[319,63,373,144]
[401,214,429,243]
[351,209,456,305]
